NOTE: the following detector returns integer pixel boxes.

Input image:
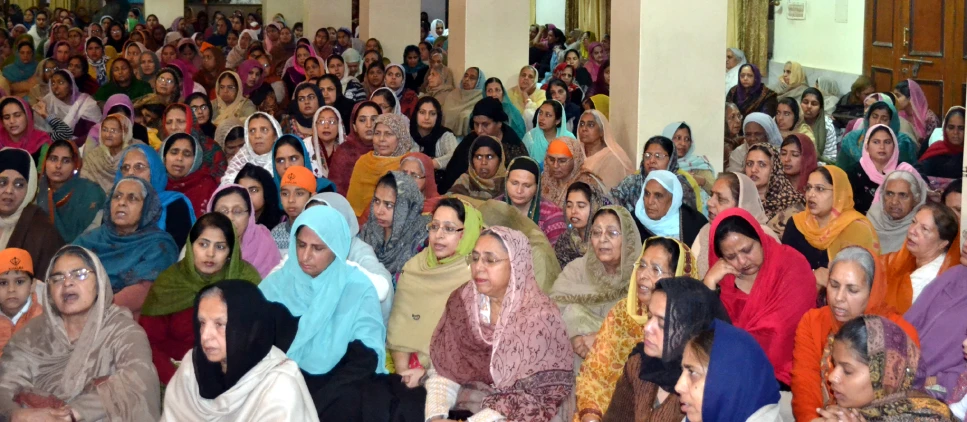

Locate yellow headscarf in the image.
[625,236,697,324]
[791,165,879,259]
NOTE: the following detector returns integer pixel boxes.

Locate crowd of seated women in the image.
[0,8,964,422]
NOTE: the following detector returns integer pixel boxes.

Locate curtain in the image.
[531,0,538,25]
[566,0,579,32]
[577,0,609,40]
[735,0,769,71]
[727,0,740,49]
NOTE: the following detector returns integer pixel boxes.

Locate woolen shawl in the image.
[359,171,430,275]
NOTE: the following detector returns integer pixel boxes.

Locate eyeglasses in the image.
[642,152,669,161]
[218,84,237,91]
[427,222,464,235]
[467,252,510,267]
[545,156,571,166]
[157,77,174,85]
[120,162,148,173]
[590,228,622,239]
[401,170,425,180]
[636,260,665,279]
[216,207,249,217]
[316,119,338,126]
[804,184,831,194]
[47,268,92,284]
[102,127,120,135]
[190,104,209,112]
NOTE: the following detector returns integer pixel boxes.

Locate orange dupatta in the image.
[346,152,402,222]
[880,233,961,313]
[791,165,880,260]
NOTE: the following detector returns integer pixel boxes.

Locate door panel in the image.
[908,0,944,56]
[872,0,896,47]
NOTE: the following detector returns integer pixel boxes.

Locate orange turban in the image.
[547,139,573,157]
[281,166,317,193]
[0,248,33,276]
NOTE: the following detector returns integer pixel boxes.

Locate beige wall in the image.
[359,0,422,63]
[448,0,530,92]
[146,0,184,35]
[610,0,727,172]
[263,1,302,30]
[304,0,352,36]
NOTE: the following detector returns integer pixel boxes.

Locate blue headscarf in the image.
[524,99,575,164]
[73,177,179,292]
[259,206,387,375]
[113,144,197,231]
[270,134,337,194]
[476,70,527,139]
[634,170,683,239]
[699,319,780,422]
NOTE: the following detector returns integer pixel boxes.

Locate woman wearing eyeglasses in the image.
[632,170,708,246]
[611,134,703,216]
[140,212,261,385]
[211,71,256,127]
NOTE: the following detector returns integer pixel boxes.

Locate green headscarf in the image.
[426,197,483,268]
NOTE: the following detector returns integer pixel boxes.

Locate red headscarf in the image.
[919,106,965,162]
[709,208,816,385]
[0,97,52,155]
[790,133,818,194]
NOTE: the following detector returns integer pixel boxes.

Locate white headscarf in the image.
[725,48,747,95]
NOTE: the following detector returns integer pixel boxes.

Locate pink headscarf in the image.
[898,79,931,140]
[166,58,197,100]
[236,59,265,97]
[584,42,605,82]
[0,97,52,155]
[262,22,282,54]
[206,184,282,278]
[859,124,900,186]
[291,41,318,76]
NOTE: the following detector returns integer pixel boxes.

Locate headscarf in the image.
[775,61,808,100]
[370,86,402,116]
[230,112,283,178]
[401,152,439,213]
[734,64,765,106]
[541,137,587,206]
[236,59,265,97]
[0,148,38,249]
[359,171,430,275]
[749,143,804,219]
[212,70,251,126]
[625,237,697,325]
[450,136,508,200]
[0,97,51,154]
[525,100,575,163]
[702,320,780,421]
[112,143,197,231]
[663,121,714,173]
[867,169,928,254]
[579,109,635,183]
[81,113,133,192]
[635,278,731,391]
[259,206,387,375]
[307,105,346,177]
[859,124,901,185]
[269,135,336,193]
[898,79,933,141]
[635,170,684,239]
[830,316,953,420]
[166,58,197,100]
[205,184,281,278]
[385,63,408,98]
[791,165,877,260]
[584,42,605,81]
[724,47,747,92]
[140,218,261,317]
[440,67,483,137]
[743,112,784,148]
[2,41,37,82]
[85,37,109,85]
[43,69,102,129]
[802,87,833,162]
[372,113,413,157]
[553,179,611,266]
[502,156,545,225]
[36,141,106,243]
[429,226,573,421]
[290,43,317,77]
[919,106,966,161]
[785,133,819,194]
[589,94,610,118]
[72,177,179,291]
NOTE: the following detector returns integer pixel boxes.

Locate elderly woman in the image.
[916,106,965,179]
[347,113,412,222]
[388,198,482,386]
[880,202,961,313]
[575,237,697,422]
[847,124,904,213]
[604,277,730,421]
[161,280,318,421]
[677,320,783,422]
[724,48,747,95]
[791,246,920,421]
[162,133,218,218]
[837,98,918,173]
[704,208,815,403]
[221,112,284,184]
[359,171,430,277]
[633,170,708,246]
[140,213,261,385]
[498,156,566,244]
[74,177,179,315]
[37,140,107,243]
[577,110,634,189]
[743,143,805,233]
[612,135,702,214]
[727,112,783,173]
[0,148,65,275]
[260,206,424,420]
[427,226,573,421]
[691,172,777,278]
[779,133,819,195]
[819,316,951,420]
[400,152,440,212]
[550,206,641,363]
[666,121,715,195]
[782,166,879,288]
[0,245,161,421]
[441,97,529,192]
[305,105,346,178]
[81,113,132,192]
[507,65,547,125]
[439,67,483,138]
[212,70,257,126]
[773,61,809,102]
[449,137,509,200]
[542,137,608,207]
[725,64,778,119]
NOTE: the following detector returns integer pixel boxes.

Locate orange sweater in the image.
[0,293,43,358]
[881,235,961,314]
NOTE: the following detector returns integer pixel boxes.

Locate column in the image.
[304,0,352,36]
[263,1,303,29]
[448,0,530,89]
[359,0,421,62]
[146,0,184,36]
[609,0,727,171]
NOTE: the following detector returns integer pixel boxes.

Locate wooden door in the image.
[863,0,966,116]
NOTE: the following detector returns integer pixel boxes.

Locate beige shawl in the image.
[579,110,634,189]
[79,114,133,193]
[212,71,258,127]
[440,82,482,137]
[0,246,160,421]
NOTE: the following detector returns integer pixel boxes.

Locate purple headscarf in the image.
[237,59,265,97]
[734,63,764,105]
[165,58,197,99]
[87,94,136,145]
[905,264,967,401]
[206,184,282,278]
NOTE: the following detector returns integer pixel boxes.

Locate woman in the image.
[316,74,355,133]
[0,245,161,421]
[773,61,808,102]
[724,103,744,169]
[138,50,160,88]
[577,110,635,189]
[41,69,102,142]
[725,64,778,119]
[613,135,703,215]
[269,135,336,194]
[837,98,918,173]
[704,208,816,389]
[916,106,965,179]
[346,113,412,221]
[483,76,529,139]
[163,102,226,179]
[260,206,423,421]
[588,60,610,97]
[801,87,838,164]
[779,133,819,195]
[141,213,261,384]
[835,76,876,119]
[361,60,386,98]
[774,97,814,142]
[449,136,509,200]
[162,132,218,218]
[3,40,37,94]
[541,137,604,207]
[359,171,430,276]
[584,42,606,83]
[792,246,920,421]
[211,70,256,126]
[676,320,782,422]
[820,316,951,420]
[507,65,546,127]
[880,203,960,313]
[226,29,257,69]
[410,95,458,172]
[160,280,318,421]
[67,54,100,96]
[385,63,419,117]
[237,59,273,107]
[725,48,747,94]
[73,176,179,315]
[744,143,805,226]
[868,169,928,254]
[80,113,131,192]
[895,79,941,144]
[283,81,322,139]
[427,226,573,421]
[524,100,575,164]
[36,140,106,243]
[847,124,903,213]
[186,92,216,139]
[324,53,364,102]
[388,198,482,382]
[497,156,566,243]
[603,277,730,421]
[666,121,715,195]
[234,164,285,232]
[221,112,283,184]
[550,206,642,363]
[0,148,66,275]
[29,58,57,107]
[0,97,52,162]
[436,66,482,138]
[782,166,879,280]
[419,64,454,101]
[301,105,344,178]
[554,181,611,267]
[329,102,382,194]
[400,153,440,213]
[575,237,697,422]
[207,184,282,278]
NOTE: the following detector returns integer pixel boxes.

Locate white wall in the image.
[772,0,865,75]
[422,0,447,22]
[536,0,566,29]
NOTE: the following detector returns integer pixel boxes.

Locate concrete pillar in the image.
[448,0,530,89]
[264,1,304,30]
[609,0,727,171]
[304,0,352,36]
[146,0,185,35]
[359,0,421,63]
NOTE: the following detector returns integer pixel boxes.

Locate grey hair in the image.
[829,246,876,291]
[400,156,426,174]
[883,170,923,203]
[116,177,148,198]
[726,102,740,113]
[199,286,224,301]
